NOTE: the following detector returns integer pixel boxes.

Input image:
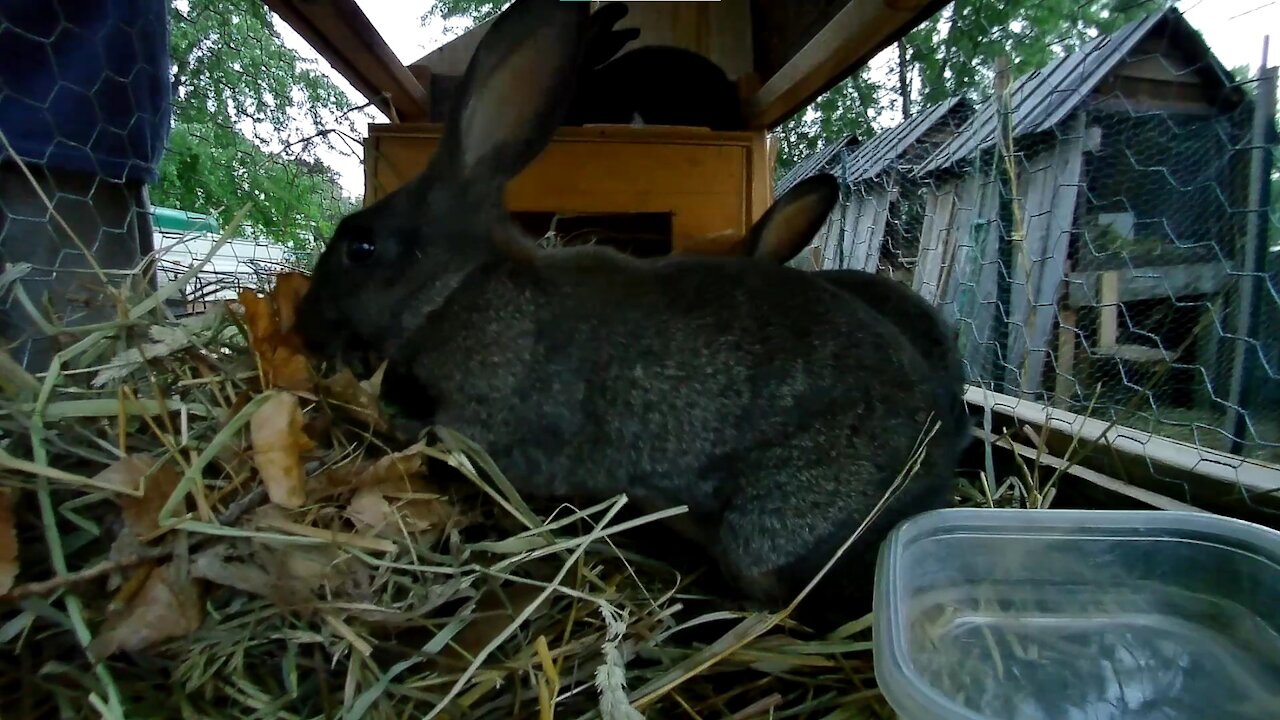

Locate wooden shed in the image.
[790,97,974,275]
[261,0,950,255]
[873,8,1250,416]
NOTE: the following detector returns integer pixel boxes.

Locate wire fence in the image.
[2,2,1277,497]
[793,5,1280,507]
[0,0,364,370]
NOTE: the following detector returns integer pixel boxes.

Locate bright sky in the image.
[271,0,1279,198]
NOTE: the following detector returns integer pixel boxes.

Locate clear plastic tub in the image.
[873,508,1280,720]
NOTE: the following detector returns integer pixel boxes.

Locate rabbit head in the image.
[295,0,590,370]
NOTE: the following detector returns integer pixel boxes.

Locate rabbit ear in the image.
[586,27,641,68]
[584,3,638,68]
[434,0,589,191]
[744,173,840,265]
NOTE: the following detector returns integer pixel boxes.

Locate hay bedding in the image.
[0,261,936,720]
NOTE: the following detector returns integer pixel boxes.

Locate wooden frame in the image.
[968,385,1280,521]
[261,0,430,122]
[266,0,954,133]
[365,123,773,254]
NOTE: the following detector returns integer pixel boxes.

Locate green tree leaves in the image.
[152,0,360,252]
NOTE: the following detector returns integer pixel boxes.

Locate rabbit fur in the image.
[716,173,973,480]
[294,0,961,629]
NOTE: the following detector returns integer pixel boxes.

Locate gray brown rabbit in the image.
[294,0,962,630]
[714,173,973,485]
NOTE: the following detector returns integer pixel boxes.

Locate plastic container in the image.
[873,508,1280,720]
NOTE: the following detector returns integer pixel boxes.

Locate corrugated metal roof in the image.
[774,132,858,195]
[915,7,1238,175]
[839,97,972,184]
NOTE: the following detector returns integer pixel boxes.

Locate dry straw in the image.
[0,220,1035,719]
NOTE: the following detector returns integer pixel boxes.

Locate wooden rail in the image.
[966,385,1280,517]
[744,0,952,129]
[262,0,430,122]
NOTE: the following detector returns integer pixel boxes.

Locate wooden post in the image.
[1224,50,1277,456]
[1054,306,1079,409]
[1098,270,1120,351]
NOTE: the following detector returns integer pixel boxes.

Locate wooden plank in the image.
[412,2,754,80]
[1054,306,1078,408]
[744,0,951,129]
[1094,344,1172,363]
[845,183,892,272]
[933,171,981,308]
[1097,270,1120,349]
[365,124,770,253]
[861,183,893,273]
[836,192,866,268]
[913,181,957,303]
[912,185,943,291]
[1003,114,1085,396]
[956,174,1003,381]
[1115,54,1202,85]
[1089,95,1220,117]
[973,426,1209,513]
[1223,64,1278,455]
[263,0,429,122]
[1067,263,1229,306]
[966,385,1280,507]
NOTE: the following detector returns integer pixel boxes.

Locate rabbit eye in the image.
[346,238,376,264]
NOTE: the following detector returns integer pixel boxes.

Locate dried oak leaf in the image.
[306,444,425,503]
[436,584,547,669]
[87,563,204,660]
[94,455,183,538]
[272,272,311,334]
[237,271,315,392]
[0,489,17,595]
[318,365,388,431]
[250,392,315,509]
[351,474,457,540]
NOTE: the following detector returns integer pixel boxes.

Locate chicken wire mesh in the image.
[0,0,364,371]
[795,3,1279,512]
[1,0,1277,509]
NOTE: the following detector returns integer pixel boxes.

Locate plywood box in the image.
[364,123,773,256]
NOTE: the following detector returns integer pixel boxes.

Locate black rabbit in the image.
[565,2,743,130]
[726,173,973,480]
[294,0,962,631]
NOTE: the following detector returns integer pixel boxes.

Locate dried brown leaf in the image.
[346,479,456,538]
[236,271,315,392]
[438,584,547,669]
[318,367,387,431]
[250,392,315,509]
[272,272,311,334]
[0,489,17,595]
[94,455,183,537]
[306,444,426,503]
[87,563,204,659]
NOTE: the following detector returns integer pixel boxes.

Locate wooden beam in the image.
[1067,263,1228,306]
[965,385,1280,513]
[1097,270,1120,350]
[1053,307,1078,408]
[973,426,1208,513]
[262,0,430,122]
[744,0,951,129]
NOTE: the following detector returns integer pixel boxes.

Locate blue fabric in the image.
[0,0,172,184]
